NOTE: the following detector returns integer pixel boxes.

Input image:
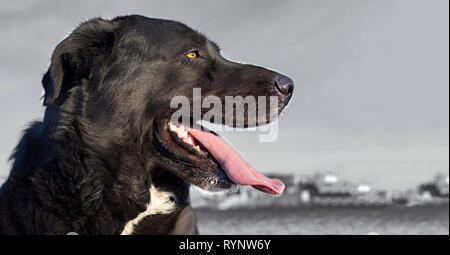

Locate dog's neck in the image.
[120,184,177,235]
[14,97,156,233]
[6,90,193,234]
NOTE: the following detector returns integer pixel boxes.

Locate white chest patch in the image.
[120,185,176,235]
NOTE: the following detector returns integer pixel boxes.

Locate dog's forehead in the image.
[121,16,212,51]
[156,21,208,49]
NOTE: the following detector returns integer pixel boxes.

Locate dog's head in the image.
[42,15,294,195]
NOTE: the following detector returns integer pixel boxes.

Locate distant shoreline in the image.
[194,201,449,211]
[196,204,449,235]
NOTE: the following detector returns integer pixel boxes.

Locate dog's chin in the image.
[153,119,238,193]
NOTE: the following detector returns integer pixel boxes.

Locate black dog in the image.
[0,15,294,235]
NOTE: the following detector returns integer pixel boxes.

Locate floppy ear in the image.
[42,18,117,106]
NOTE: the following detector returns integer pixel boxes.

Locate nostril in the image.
[285,84,293,95]
[274,75,294,97]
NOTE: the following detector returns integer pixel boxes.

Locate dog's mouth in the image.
[154,119,285,195]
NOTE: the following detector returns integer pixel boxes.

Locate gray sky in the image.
[0,0,448,190]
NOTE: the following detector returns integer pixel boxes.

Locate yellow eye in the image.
[186,51,198,59]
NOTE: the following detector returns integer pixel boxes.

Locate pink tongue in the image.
[185,126,285,195]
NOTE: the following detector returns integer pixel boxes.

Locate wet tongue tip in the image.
[184,125,286,195]
[252,180,285,195]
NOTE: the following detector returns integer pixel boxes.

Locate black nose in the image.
[274,74,294,97]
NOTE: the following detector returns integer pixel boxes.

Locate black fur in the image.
[0,15,293,235]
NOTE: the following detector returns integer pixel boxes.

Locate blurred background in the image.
[0,0,448,234]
